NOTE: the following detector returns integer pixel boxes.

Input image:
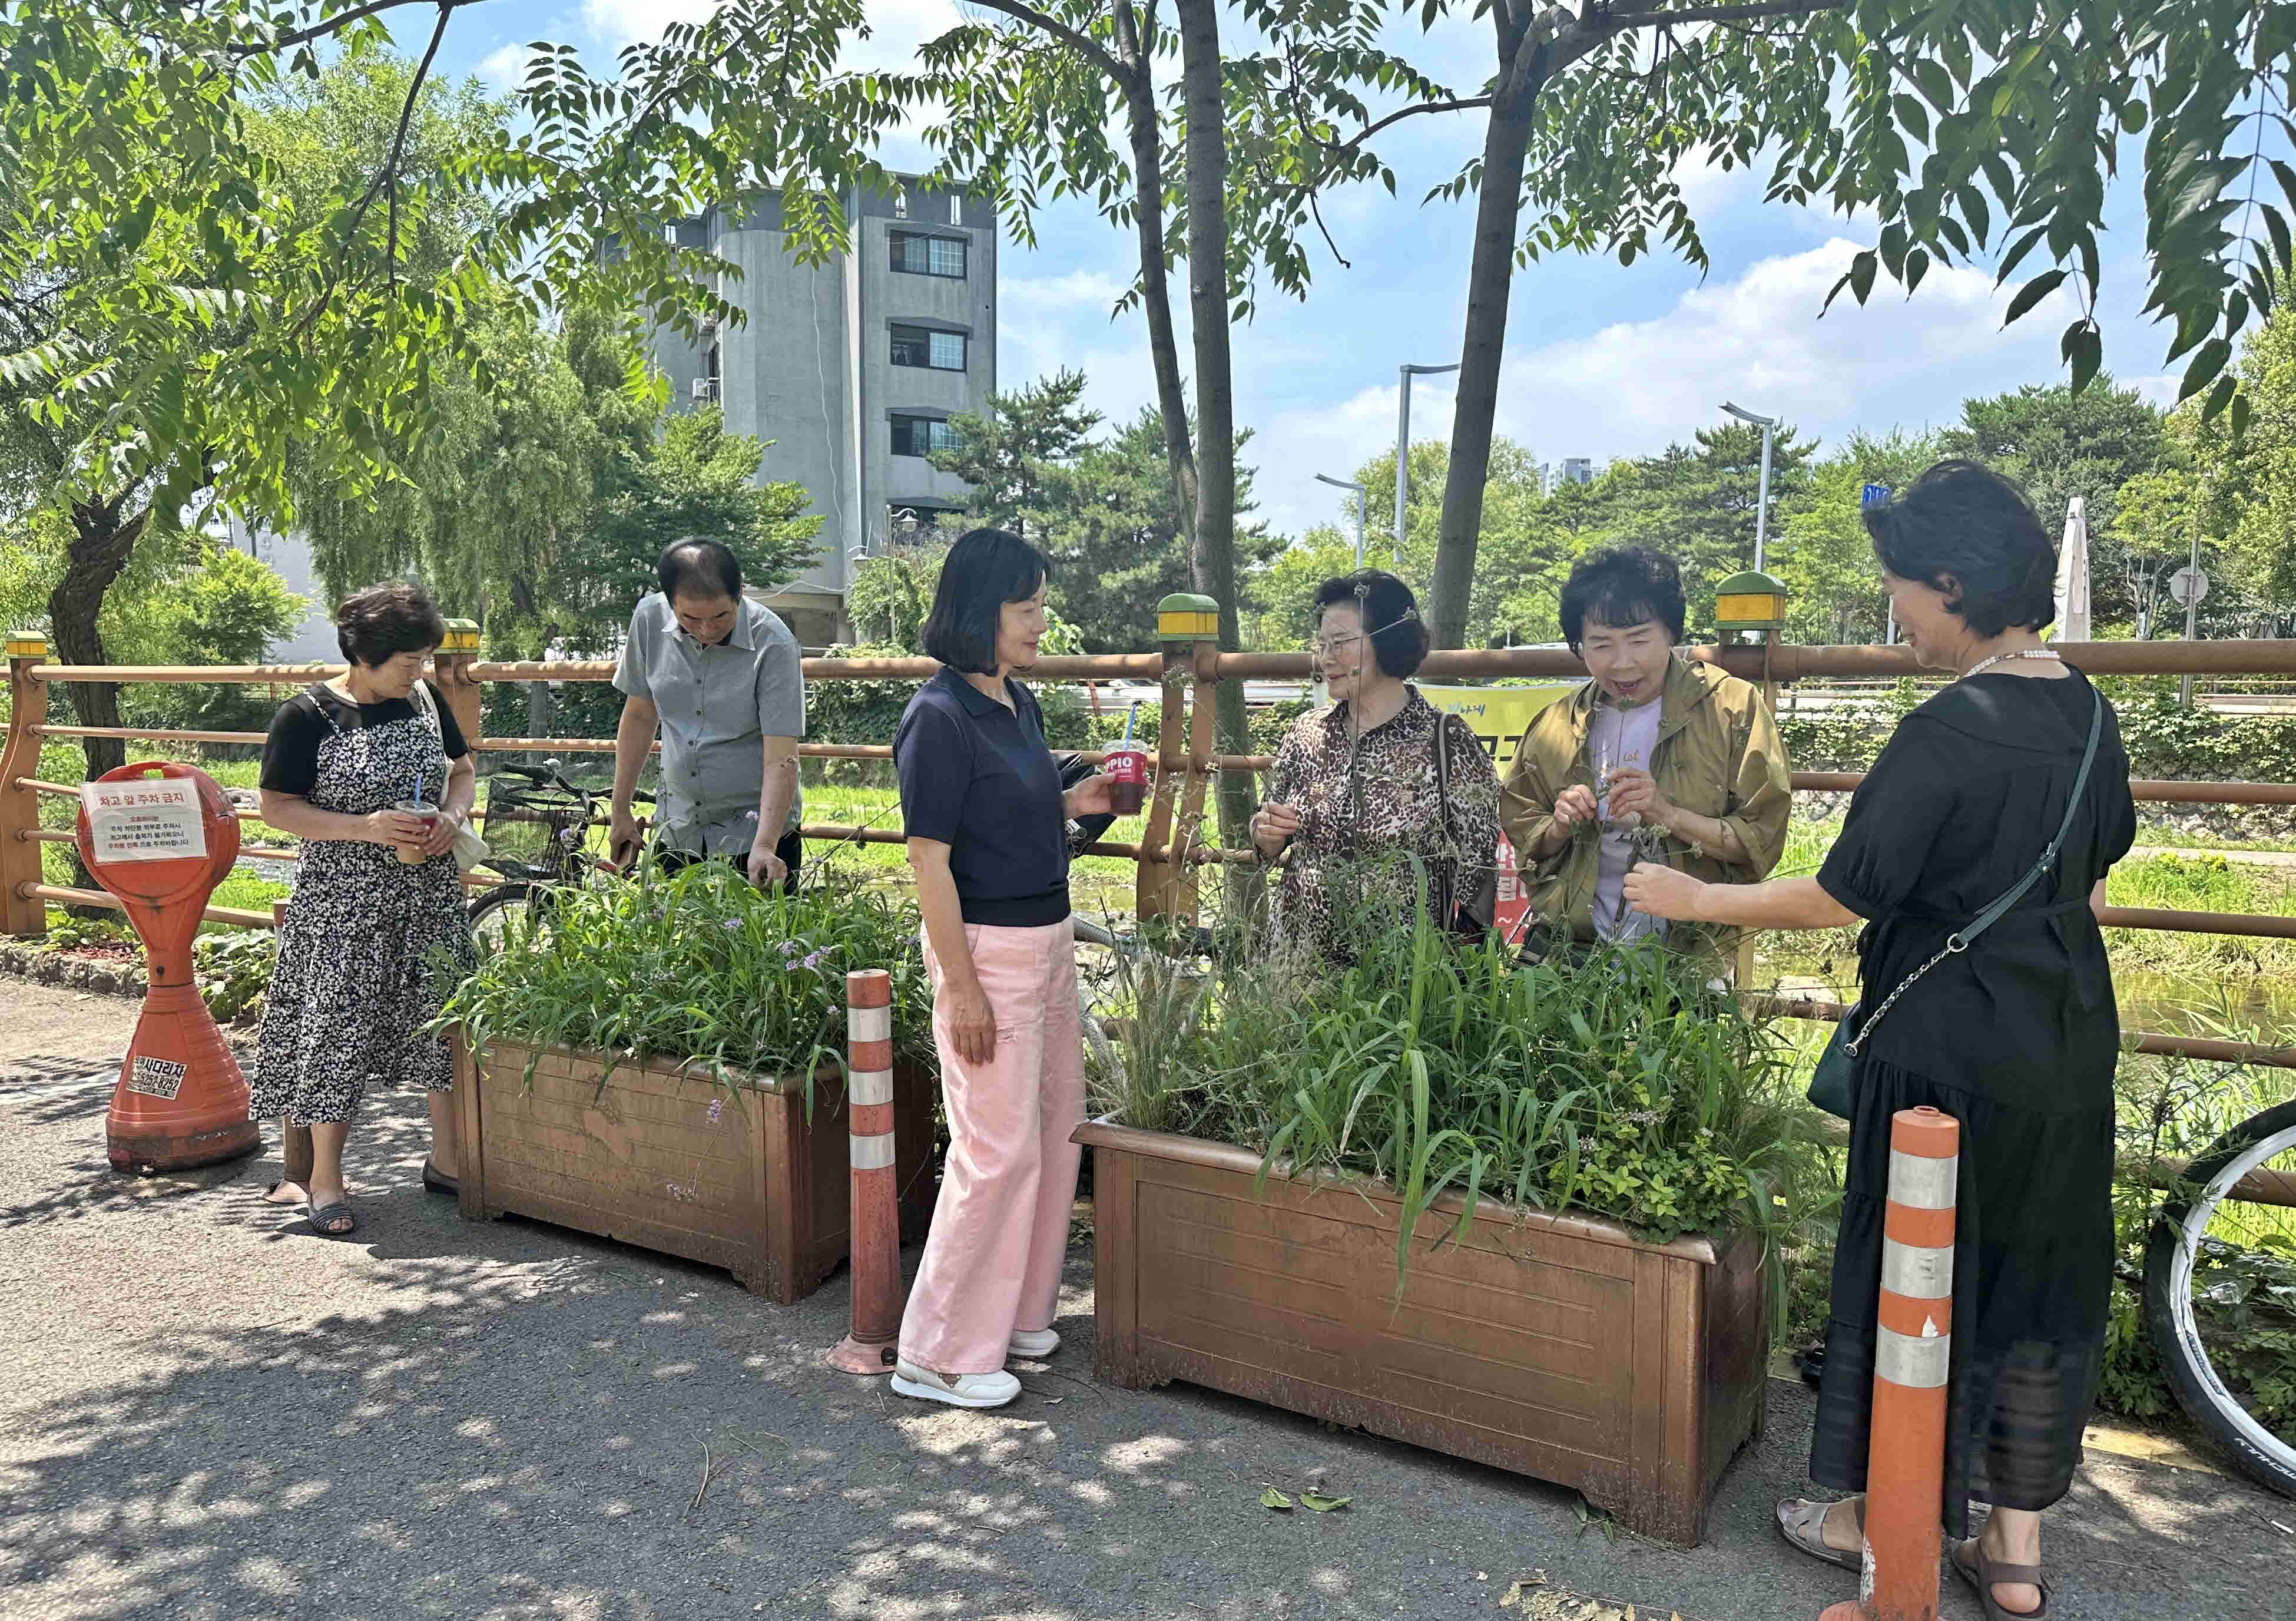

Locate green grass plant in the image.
[437,856,935,1109]
[1091,864,1832,1309]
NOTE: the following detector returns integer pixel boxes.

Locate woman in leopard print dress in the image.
[251,584,478,1236]
[1251,571,1501,965]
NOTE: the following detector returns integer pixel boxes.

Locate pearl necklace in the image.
[1958,647,2063,682]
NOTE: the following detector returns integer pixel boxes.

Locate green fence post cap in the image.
[439,618,481,653]
[1157,594,1220,642]
[5,630,47,658]
[1714,571,1788,633]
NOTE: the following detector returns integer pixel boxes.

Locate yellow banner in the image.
[1417,682,1581,771]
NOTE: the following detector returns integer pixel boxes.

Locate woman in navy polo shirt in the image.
[891,528,1116,1410]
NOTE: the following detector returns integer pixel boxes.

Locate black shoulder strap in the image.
[1953,683,2105,947]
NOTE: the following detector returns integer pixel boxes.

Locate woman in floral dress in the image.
[1251,571,1501,964]
[251,583,478,1236]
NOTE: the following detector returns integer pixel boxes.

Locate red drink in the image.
[1104,744,1149,815]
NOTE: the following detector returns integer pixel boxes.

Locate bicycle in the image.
[465,760,651,947]
[2142,1093,2296,1497]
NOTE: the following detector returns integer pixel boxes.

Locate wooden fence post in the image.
[2,633,49,937]
[1138,594,1220,929]
[433,618,483,754]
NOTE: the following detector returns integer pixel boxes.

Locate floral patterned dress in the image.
[250,684,476,1125]
[1264,689,1502,964]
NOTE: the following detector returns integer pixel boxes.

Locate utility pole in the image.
[1397,363,1460,564]
[1722,401,1779,572]
[1316,474,1367,567]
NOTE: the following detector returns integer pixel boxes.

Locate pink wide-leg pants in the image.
[899,918,1084,1376]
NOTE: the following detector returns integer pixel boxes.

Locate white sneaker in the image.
[890,1361,1021,1409]
[1007,1328,1061,1359]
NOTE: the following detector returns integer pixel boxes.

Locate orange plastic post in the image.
[77,762,260,1173]
[828,967,903,1374]
[1819,1105,1959,1621]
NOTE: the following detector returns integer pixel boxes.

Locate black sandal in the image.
[306,1198,358,1238]
[1952,1537,2052,1619]
[421,1160,458,1197]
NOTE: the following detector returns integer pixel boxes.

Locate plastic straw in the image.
[1120,702,1138,749]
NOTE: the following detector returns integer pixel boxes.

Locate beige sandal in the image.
[1952,1537,2050,1619]
[1775,1496,1864,1573]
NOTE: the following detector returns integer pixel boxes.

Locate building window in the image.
[891,324,967,371]
[890,414,960,458]
[947,194,962,226]
[893,187,908,220]
[889,231,966,279]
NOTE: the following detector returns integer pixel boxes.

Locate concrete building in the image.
[650,177,999,647]
[1559,457,1596,487]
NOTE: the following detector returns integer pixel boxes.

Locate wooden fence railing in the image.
[7,620,2296,1075]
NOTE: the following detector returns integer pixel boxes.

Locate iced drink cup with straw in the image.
[396,768,437,864]
[1104,703,1148,814]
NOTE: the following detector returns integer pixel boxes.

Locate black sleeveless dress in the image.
[1808,670,2136,1535]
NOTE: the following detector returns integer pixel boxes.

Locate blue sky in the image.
[429,2,2214,540]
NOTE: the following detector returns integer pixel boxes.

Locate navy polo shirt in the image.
[894,668,1071,926]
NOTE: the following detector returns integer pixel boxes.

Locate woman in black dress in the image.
[1626,461,2135,1620]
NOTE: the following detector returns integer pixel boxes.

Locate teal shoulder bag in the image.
[1806,686,2102,1118]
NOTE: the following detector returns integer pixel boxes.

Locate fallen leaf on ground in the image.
[1260,1486,1293,1511]
[1300,1491,1351,1512]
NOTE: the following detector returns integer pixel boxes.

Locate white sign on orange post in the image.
[79,779,208,864]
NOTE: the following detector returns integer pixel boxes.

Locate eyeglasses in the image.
[1314,633,1363,659]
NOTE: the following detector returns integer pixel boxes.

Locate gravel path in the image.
[2,980,2289,1620]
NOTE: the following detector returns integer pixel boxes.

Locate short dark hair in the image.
[922,527,1053,674]
[1862,459,2056,637]
[658,537,743,601]
[1313,570,1429,679]
[335,582,446,667]
[1559,547,1687,651]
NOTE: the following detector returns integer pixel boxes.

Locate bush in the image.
[436,858,935,1101]
[1091,870,1833,1305]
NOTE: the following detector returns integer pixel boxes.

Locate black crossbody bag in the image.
[1805,686,2103,1118]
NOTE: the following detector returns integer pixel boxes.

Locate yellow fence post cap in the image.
[5,631,47,659]
[439,618,481,653]
[1712,571,1788,633]
[1157,593,1220,643]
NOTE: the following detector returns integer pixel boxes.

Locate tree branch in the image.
[965,0,1134,86]
[231,0,489,58]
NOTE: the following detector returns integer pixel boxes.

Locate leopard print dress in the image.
[250,687,475,1125]
[1264,689,1502,965]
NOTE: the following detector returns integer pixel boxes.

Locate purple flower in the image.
[801,951,824,971]
[706,1097,725,1125]
[721,918,743,933]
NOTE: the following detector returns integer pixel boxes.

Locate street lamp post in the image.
[1316,474,1367,567]
[1397,363,1461,563]
[1721,401,1780,573]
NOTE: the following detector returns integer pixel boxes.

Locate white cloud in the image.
[479,42,538,91]
[1005,269,1133,313]
[1244,238,2087,537]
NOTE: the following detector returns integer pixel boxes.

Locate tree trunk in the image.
[1113,1,1200,531]
[48,495,148,904]
[1174,0,1253,866]
[1429,14,1542,650]
[48,497,148,783]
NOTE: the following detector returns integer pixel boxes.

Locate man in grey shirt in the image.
[609,538,806,887]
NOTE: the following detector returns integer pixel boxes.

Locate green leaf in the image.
[2120,99,2148,135]
[2061,319,2102,393]
[1300,1491,1353,1512]
[2201,371,2237,421]
[1848,249,1876,305]
[2178,337,2232,402]
[1904,248,1930,296]
[2003,267,2066,325]
[1260,1487,1294,1510]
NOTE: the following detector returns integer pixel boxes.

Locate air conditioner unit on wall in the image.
[691,376,720,402]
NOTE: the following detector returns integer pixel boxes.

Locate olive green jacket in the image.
[1497,657,1791,962]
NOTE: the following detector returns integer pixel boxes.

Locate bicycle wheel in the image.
[2142,1097,2296,1497]
[468,882,559,952]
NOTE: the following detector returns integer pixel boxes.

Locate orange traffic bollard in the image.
[1820,1105,1960,1621]
[77,762,261,1173]
[828,967,904,1374]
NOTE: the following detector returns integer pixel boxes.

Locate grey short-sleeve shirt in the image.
[614,593,805,856]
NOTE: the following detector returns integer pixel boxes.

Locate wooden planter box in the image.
[1077,1118,1767,1546]
[453,1034,936,1305]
